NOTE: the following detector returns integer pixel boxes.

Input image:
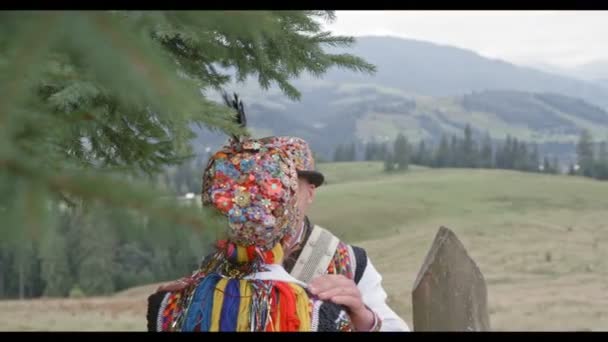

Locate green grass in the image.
[309,163,608,330]
[2,162,608,331]
[311,166,608,243]
[317,161,427,186]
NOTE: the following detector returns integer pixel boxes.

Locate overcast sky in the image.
[325,11,608,69]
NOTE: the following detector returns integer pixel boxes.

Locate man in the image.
[157,136,410,332]
[264,136,410,332]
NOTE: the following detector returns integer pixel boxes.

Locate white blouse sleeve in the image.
[357,258,411,332]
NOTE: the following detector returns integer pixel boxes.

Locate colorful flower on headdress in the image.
[272,206,285,218]
[248,185,259,196]
[258,136,317,172]
[260,198,273,209]
[242,140,262,150]
[214,171,229,183]
[263,215,276,227]
[238,174,256,188]
[233,187,251,208]
[214,172,235,189]
[246,207,265,221]
[214,160,240,179]
[213,151,228,160]
[213,192,234,213]
[263,178,283,199]
[231,155,242,166]
[228,207,247,224]
[240,158,254,173]
[262,160,279,174]
[202,137,300,250]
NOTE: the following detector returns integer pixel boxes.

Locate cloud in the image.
[324,11,608,68]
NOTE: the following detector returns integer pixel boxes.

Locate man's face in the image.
[296,176,316,226]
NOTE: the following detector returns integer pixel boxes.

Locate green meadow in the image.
[2,162,607,331]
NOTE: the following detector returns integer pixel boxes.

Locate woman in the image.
[146,99,354,332]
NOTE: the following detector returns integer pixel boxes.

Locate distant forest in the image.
[332,125,608,181]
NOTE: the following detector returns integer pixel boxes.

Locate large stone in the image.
[412,226,490,331]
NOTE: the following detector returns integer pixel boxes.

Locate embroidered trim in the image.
[347,245,357,281]
[161,292,182,331]
[310,299,322,331]
[157,293,171,332]
[335,309,354,332]
[326,242,354,279]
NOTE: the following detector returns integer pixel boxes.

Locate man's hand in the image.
[308,274,375,331]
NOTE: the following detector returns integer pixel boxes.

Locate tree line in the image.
[0,199,217,300]
[332,125,552,172]
[331,124,608,178]
[573,130,608,180]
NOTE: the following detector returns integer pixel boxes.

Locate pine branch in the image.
[326,54,377,74]
[0,12,62,146]
[0,11,375,251]
[1,157,213,234]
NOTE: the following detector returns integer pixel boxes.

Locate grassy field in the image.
[2,162,608,331]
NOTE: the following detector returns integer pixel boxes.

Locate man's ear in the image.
[308,184,316,203]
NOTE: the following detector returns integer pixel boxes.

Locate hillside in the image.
[322,37,608,108]
[3,163,607,331]
[530,59,608,83]
[191,37,608,160]
[194,86,608,162]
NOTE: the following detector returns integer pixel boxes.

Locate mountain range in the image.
[529,60,608,84]
[192,36,608,162]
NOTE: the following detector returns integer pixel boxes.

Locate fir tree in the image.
[393,133,410,171]
[502,135,515,170]
[480,133,493,169]
[598,141,608,163]
[364,141,374,161]
[512,138,523,170]
[346,142,357,161]
[462,124,477,168]
[577,129,595,177]
[378,142,388,161]
[529,144,540,172]
[449,136,460,167]
[333,144,345,162]
[434,135,450,168]
[76,208,118,295]
[39,224,73,297]
[0,11,374,258]
[415,140,429,166]
[384,152,395,172]
[370,139,380,161]
[542,156,551,174]
[551,156,561,174]
[593,160,608,180]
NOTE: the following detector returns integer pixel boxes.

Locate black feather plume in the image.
[221,91,247,142]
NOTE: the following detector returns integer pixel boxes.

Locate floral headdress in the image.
[258,136,325,187]
[201,93,300,253]
[155,94,355,332]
